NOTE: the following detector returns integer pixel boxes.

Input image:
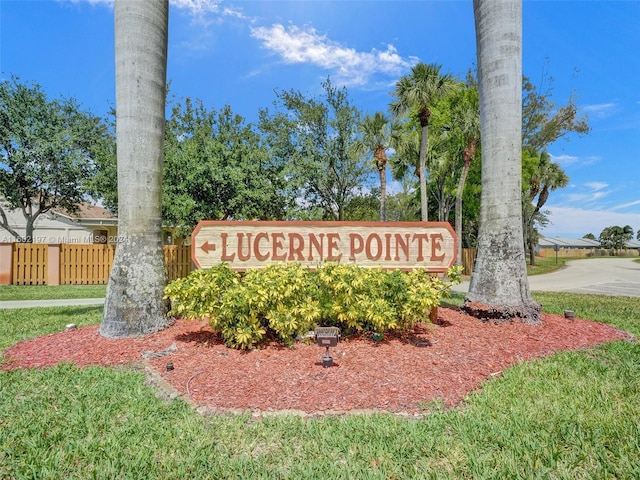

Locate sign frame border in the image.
[191,220,457,272]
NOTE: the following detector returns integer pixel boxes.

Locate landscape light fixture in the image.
[314,326,341,368]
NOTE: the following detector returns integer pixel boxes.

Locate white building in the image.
[0,201,118,244]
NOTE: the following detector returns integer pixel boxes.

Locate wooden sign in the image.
[191,221,456,272]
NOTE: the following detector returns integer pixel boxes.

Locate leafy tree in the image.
[583,233,596,240]
[426,133,457,222]
[163,99,292,237]
[259,78,372,220]
[342,188,380,221]
[0,76,112,242]
[622,225,634,247]
[92,98,292,236]
[522,76,589,152]
[388,120,420,183]
[86,111,118,214]
[354,112,400,221]
[385,180,420,222]
[391,77,481,259]
[599,225,634,253]
[520,75,589,263]
[522,151,568,264]
[390,63,458,221]
[400,79,482,256]
[459,152,482,248]
[424,81,481,228]
[464,0,541,324]
[450,81,481,265]
[101,0,171,338]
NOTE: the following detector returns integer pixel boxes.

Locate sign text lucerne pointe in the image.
[191,221,456,272]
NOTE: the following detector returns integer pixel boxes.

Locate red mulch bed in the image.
[1,308,631,415]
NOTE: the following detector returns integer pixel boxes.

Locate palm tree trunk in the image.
[418,123,429,221]
[464,0,541,324]
[101,0,172,338]
[379,167,387,221]
[454,144,474,265]
[375,147,388,221]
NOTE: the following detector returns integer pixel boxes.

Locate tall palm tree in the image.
[356,112,399,221]
[390,63,458,221]
[452,88,480,266]
[464,0,541,324]
[100,0,172,338]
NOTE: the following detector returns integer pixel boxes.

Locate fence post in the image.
[47,244,61,286]
[0,243,13,285]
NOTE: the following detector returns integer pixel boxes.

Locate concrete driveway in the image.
[454,257,640,297]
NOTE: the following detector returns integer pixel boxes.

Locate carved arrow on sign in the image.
[200,241,216,253]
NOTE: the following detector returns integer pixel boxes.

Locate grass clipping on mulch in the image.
[2,308,631,415]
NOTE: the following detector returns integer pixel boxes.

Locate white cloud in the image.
[549,154,579,166]
[171,0,247,20]
[581,156,602,165]
[62,0,113,6]
[584,181,608,191]
[612,199,640,210]
[171,0,222,14]
[549,153,600,167]
[250,24,417,86]
[63,0,244,19]
[581,102,620,119]
[541,205,640,237]
[582,102,617,113]
[559,181,614,208]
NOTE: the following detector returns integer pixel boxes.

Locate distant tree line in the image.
[583,225,639,253]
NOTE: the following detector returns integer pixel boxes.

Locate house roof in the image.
[52,203,118,226]
[539,237,600,248]
[540,236,640,249]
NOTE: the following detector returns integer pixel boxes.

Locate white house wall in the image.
[0,206,111,244]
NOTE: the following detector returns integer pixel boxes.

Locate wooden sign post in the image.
[191,221,456,272]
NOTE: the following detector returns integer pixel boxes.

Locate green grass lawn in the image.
[1,291,639,478]
[527,255,568,275]
[0,306,103,351]
[0,284,107,301]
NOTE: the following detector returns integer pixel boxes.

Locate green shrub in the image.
[164,263,461,350]
[217,263,320,348]
[216,281,267,349]
[164,264,239,329]
[401,269,449,324]
[314,264,404,333]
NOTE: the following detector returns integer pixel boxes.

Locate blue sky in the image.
[2,0,639,238]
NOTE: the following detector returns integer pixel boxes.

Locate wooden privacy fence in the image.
[4,243,193,286]
[460,247,476,276]
[61,244,115,285]
[11,243,48,286]
[164,245,192,282]
[538,247,639,259]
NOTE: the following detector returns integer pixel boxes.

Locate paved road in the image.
[454,257,640,297]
